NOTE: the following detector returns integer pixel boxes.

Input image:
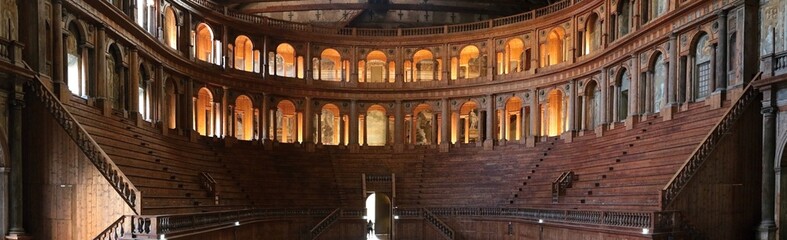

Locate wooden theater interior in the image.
[0,0,786,239]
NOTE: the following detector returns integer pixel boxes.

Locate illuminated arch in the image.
[503,97,523,141]
[276,100,299,143]
[195,87,215,136]
[195,23,214,62]
[364,104,388,146]
[457,45,481,79]
[234,95,256,140]
[275,43,297,77]
[584,13,601,55]
[319,48,342,81]
[542,89,566,136]
[163,6,178,49]
[502,38,524,74]
[540,27,565,67]
[234,35,254,71]
[361,50,388,83]
[456,101,480,143]
[319,104,341,145]
[584,80,600,129]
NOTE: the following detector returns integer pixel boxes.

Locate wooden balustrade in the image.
[24,64,141,214]
[660,76,760,207]
[181,0,576,37]
[423,208,455,240]
[0,37,24,66]
[198,172,217,197]
[424,207,653,230]
[775,51,787,75]
[93,216,127,240]
[309,208,341,239]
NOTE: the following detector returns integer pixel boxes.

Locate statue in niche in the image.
[321,110,334,144]
[236,112,244,139]
[469,110,478,130]
[416,111,432,145]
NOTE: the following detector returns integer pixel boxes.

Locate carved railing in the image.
[661,75,761,207]
[24,64,140,214]
[183,0,577,37]
[551,171,574,203]
[424,207,652,230]
[423,208,455,240]
[0,37,24,66]
[365,174,392,183]
[93,216,126,240]
[127,208,334,239]
[774,51,787,75]
[309,208,341,239]
[198,172,217,196]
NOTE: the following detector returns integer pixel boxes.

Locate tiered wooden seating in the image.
[65,99,253,215]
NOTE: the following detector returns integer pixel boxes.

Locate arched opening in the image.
[456,101,480,143]
[319,48,342,81]
[107,44,126,111]
[135,0,154,32]
[365,193,392,239]
[195,88,214,136]
[165,79,177,129]
[412,104,434,145]
[163,6,177,50]
[692,32,712,100]
[614,0,631,40]
[617,69,630,122]
[644,0,667,23]
[584,80,600,130]
[650,52,666,113]
[320,104,341,145]
[412,49,436,81]
[66,23,88,98]
[457,45,482,79]
[275,43,297,78]
[361,51,387,83]
[584,13,601,55]
[234,35,254,72]
[364,105,387,146]
[138,64,151,121]
[540,27,565,67]
[276,100,299,143]
[503,38,525,74]
[504,97,522,141]
[195,23,214,63]
[542,89,566,136]
[234,95,256,140]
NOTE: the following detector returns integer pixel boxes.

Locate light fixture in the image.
[538,219,544,224]
[159,234,166,240]
[363,215,368,219]
[642,228,650,234]
[394,215,400,219]
[234,221,240,226]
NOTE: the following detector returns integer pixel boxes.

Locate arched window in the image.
[319,48,342,81]
[693,33,712,100]
[644,0,667,23]
[614,0,631,40]
[195,88,215,136]
[275,43,297,78]
[504,97,522,141]
[66,23,88,98]
[138,64,151,121]
[584,13,601,55]
[618,69,630,121]
[276,100,299,143]
[135,0,154,33]
[540,27,566,67]
[195,23,214,63]
[163,6,177,50]
[412,104,433,145]
[320,104,341,145]
[503,39,525,74]
[542,89,566,136]
[457,45,481,79]
[234,36,254,72]
[107,44,126,111]
[234,95,256,140]
[165,79,177,129]
[412,49,436,81]
[584,81,600,129]
[361,51,387,83]
[651,52,666,113]
[456,101,480,143]
[364,105,388,146]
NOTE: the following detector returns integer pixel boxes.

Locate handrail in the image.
[424,207,652,230]
[661,73,762,207]
[551,171,574,203]
[198,172,217,196]
[93,216,126,240]
[423,208,455,240]
[309,208,341,239]
[23,63,140,214]
[185,0,578,37]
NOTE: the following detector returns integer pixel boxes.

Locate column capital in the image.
[761,106,776,116]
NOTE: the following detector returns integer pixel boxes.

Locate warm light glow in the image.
[276,43,297,77]
[320,104,341,145]
[234,35,254,71]
[540,27,565,67]
[458,45,481,79]
[234,95,254,140]
[195,23,214,63]
[543,89,565,136]
[276,100,298,143]
[366,105,387,146]
[504,38,524,74]
[195,88,214,136]
[164,7,177,50]
[320,48,342,81]
[458,101,479,143]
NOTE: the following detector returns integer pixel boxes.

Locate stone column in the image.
[715,11,728,92]
[483,95,495,149]
[362,112,368,146]
[221,87,228,137]
[129,48,140,115]
[271,108,279,142]
[443,43,451,85]
[350,47,359,85]
[262,36,269,78]
[758,98,777,240]
[668,33,678,105]
[228,105,235,137]
[306,42,313,83]
[600,68,609,124]
[394,100,404,151]
[520,99,528,144]
[260,93,269,141]
[185,79,195,136]
[568,80,577,132]
[349,100,359,148]
[0,166,8,238]
[52,0,69,100]
[630,54,639,115]
[303,97,313,144]
[440,99,450,151]
[96,25,107,102]
[339,114,345,145]
[499,106,506,142]
[317,112,323,145]
[7,81,27,238]
[530,91,539,137]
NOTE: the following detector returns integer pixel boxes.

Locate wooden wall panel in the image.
[176,219,318,240]
[23,99,135,240]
